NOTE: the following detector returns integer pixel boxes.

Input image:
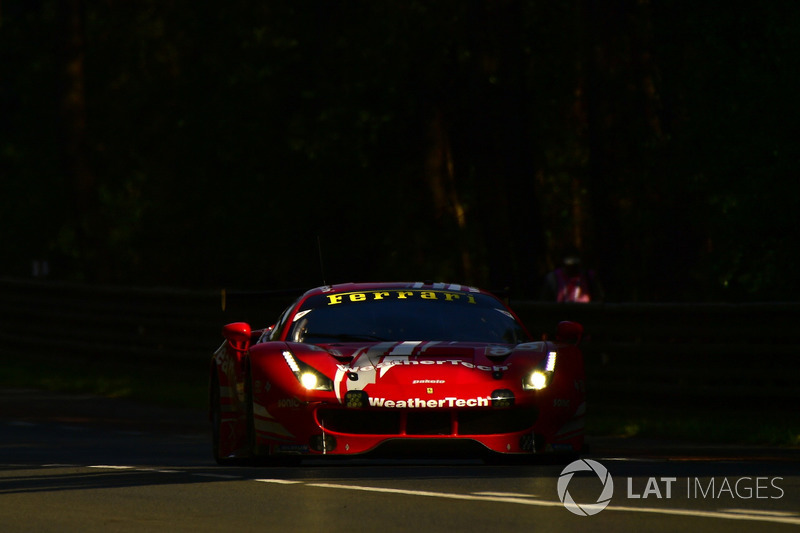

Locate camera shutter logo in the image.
[557,459,614,516]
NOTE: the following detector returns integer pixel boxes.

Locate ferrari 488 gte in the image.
[210,282,585,463]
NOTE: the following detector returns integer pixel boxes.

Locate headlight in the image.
[300,372,318,390]
[528,371,549,390]
[282,350,333,391]
[523,351,557,391]
[545,351,557,372]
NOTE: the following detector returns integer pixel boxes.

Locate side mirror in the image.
[222,322,252,352]
[556,321,583,344]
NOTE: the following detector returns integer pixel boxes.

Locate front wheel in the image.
[210,375,232,465]
[210,374,253,465]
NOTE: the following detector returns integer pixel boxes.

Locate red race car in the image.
[210,282,586,464]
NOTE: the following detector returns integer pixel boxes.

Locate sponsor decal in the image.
[326,290,477,306]
[367,396,490,408]
[338,360,509,373]
[514,342,546,351]
[413,379,446,384]
[254,380,272,394]
[486,345,513,357]
[332,343,510,404]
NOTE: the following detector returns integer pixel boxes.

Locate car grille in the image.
[316,407,538,436]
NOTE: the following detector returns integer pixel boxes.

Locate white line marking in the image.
[598,457,660,462]
[302,482,800,526]
[307,483,561,506]
[603,504,800,526]
[719,509,800,518]
[43,464,800,526]
[472,491,539,498]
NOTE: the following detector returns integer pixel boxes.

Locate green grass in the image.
[2,352,798,446]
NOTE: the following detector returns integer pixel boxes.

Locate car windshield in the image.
[286,289,529,344]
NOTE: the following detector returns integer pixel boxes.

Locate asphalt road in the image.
[1,388,798,532]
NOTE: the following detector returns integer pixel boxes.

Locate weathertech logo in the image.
[367,396,490,408]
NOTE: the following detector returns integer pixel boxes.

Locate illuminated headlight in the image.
[282,350,333,391]
[523,351,557,391]
[283,351,301,373]
[545,351,557,372]
[528,371,549,390]
[300,372,318,390]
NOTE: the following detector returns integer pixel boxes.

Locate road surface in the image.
[1,389,798,532]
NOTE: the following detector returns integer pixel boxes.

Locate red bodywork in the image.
[210,282,586,462]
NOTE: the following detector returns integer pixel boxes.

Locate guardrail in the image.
[1,278,797,409]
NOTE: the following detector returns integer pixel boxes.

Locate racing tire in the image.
[210,374,228,464]
[211,373,254,466]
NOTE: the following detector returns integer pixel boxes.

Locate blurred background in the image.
[2,1,798,301]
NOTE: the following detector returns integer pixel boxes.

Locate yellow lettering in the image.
[329,289,474,305]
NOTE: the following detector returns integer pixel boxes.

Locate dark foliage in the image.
[1,1,798,300]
